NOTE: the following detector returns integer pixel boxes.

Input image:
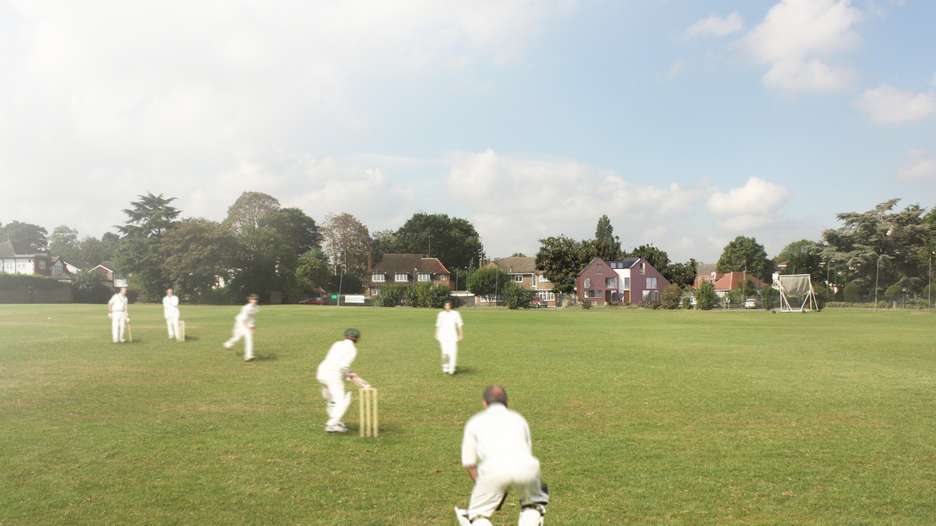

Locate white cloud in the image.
[898,150,936,182]
[707,177,790,230]
[931,72,936,87]
[0,0,570,237]
[686,12,745,38]
[745,0,862,93]
[857,85,936,126]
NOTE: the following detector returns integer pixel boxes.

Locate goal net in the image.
[773,273,818,312]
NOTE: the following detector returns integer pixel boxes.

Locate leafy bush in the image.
[660,284,682,309]
[842,281,866,303]
[581,297,592,310]
[377,284,407,307]
[680,295,692,310]
[467,267,510,296]
[883,283,903,302]
[429,285,453,308]
[502,281,535,309]
[694,282,718,310]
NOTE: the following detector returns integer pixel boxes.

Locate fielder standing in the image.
[455,385,550,526]
[435,300,464,375]
[162,288,180,341]
[315,328,370,433]
[107,287,130,344]
[223,294,259,361]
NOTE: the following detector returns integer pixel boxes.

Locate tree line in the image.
[4,196,935,306]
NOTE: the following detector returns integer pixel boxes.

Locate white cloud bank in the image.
[686,12,745,38]
[707,177,791,230]
[745,0,862,94]
[857,85,936,126]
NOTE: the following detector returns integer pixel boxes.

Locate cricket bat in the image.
[178,320,186,342]
[127,318,133,343]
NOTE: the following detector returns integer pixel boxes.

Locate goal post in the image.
[773,273,818,313]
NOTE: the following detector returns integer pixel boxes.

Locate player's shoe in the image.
[223,342,233,349]
[454,507,471,526]
[325,423,347,433]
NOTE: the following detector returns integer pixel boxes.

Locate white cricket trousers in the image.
[467,457,549,524]
[225,324,254,360]
[317,373,350,426]
[111,313,127,343]
[165,314,180,339]
[439,339,458,373]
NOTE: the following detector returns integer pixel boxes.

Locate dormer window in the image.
[418,273,431,282]
[372,273,385,283]
[394,273,409,282]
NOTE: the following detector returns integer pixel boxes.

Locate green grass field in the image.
[2,305,935,525]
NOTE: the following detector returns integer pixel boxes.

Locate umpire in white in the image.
[456,385,549,526]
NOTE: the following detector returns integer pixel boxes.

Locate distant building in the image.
[694,269,766,297]
[489,256,555,306]
[50,257,81,282]
[0,239,51,276]
[576,257,669,306]
[90,262,117,287]
[367,253,450,297]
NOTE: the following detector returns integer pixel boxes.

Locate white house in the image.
[0,239,51,276]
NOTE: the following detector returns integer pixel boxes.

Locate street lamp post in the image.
[929,251,934,309]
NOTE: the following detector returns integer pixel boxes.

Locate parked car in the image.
[743,298,760,309]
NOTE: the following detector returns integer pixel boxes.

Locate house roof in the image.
[373,253,450,275]
[493,256,537,274]
[712,271,765,291]
[607,258,639,269]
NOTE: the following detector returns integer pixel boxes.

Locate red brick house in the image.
[694,270,765,296]
[576,257,669,306]
[367,253,450,297]
[490,256,556,306]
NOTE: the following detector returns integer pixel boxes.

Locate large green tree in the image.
[49,225,80,261]
[628,244,670,273]
[467,266,510,297]
[535,235,592,294]
[115,193,181,300]
[716,236,773,281]
[387,213,483,270]
[295,248,332,293]
[321,213,371,279]
[77,233,119,267]
[775,240,823,281]
[224,191,281,233]
[664,258,697,287]
[0,221,48,253]
[594,215,621,261]
[160,219,236,301]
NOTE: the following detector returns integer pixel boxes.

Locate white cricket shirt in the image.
[108,294,128,312]
[435,310,464,342]
[235,303,258,327]
[317,339,357,379]
[461,404,533,468]
[162,295,180,318]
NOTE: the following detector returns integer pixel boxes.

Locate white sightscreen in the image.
[779,275,812,296]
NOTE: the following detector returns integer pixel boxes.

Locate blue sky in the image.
[1,0,934,261]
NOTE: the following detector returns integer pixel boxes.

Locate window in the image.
[623,277,631,290]
[646,277,658,289]
[584,277,591,288]
[605,277,617,288]
[640,262,646,275]
[587,289,599,298]
[372,273,385,283]
[394,273,409,282]
[539,274,550,283]
[513,274,523,282]
[418,273,431,282]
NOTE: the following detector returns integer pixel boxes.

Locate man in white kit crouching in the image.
[455,385,549,526]
[316,328,370,433]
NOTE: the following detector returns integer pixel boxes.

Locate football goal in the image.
[772,273,818,313]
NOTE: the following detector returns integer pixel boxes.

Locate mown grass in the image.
[1,305,935,525]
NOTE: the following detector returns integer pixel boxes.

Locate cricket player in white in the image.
[162,288,180,340]
[223,294,259,361]
[316,328,371,433]
[435,300,464,375]
[107,288,130,344]
[456,385,549,526]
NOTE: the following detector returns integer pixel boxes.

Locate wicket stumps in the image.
[177,321,186,342]
[359,387,379,437]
